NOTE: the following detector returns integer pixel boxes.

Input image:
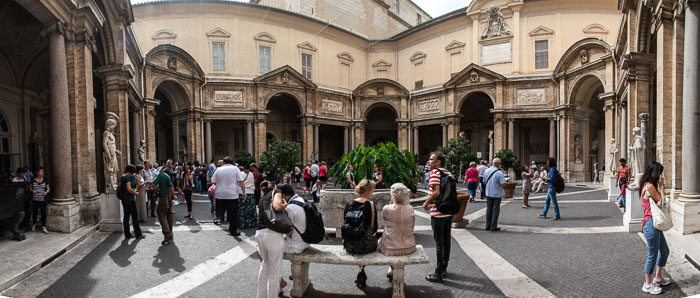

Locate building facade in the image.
[0,0,697,234]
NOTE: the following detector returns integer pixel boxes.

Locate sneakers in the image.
[642,283,662,295]
[654,277,671,286]
[42,227,49,234]
[425,272,443,283]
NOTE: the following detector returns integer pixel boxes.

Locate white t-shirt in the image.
[242,171,255,193]
[310,164,320,177]
[211,164,244,200]
[284,195,309,254]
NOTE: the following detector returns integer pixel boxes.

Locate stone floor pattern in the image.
[2,184,699,298]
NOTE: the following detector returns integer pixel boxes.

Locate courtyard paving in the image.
[1,181,699,298]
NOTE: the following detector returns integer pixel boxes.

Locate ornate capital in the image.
[639,113,650,121]
[41,22,74,40]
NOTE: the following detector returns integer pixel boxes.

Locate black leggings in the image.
[184,188,193,212]
[32,200,47,227]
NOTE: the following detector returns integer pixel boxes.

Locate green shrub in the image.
[436,136,478,177]
[495,149,518,172]
[259,139,301,173]
[329,142,418,192]
[233,150,255,168]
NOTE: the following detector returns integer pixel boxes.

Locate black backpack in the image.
[435,169,459,214]
[555,171,565,193]
[289,198,326,244]
[116,176,126,200]
[341,201,374,241]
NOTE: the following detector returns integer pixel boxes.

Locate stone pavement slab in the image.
[0,225,96,292]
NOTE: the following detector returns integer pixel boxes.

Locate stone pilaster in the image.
[673,0,700,234]
[144,98,159,162]
[205,120,212,162]
[255,119,267,162]
[413,126,419,154]
[246,120,254,154]
[313,123,319,159]
[96,65,134,174]
[507,119,515,150]
[548,117,556,158]
[441,124,448,147]
[493,118,505,154]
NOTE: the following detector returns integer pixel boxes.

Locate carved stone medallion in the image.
[167,56,177,70]
[377,87,384,95]
[282,72,289,84]
[580,49,589,65]
[470,71,479,83]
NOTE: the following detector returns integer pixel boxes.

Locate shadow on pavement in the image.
[152,244,186,275]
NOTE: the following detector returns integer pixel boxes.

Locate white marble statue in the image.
[607,138,618,172]
[574,134,583,164]
[628,127,644,176]
[103,113,121,191]
[138,140,146,165]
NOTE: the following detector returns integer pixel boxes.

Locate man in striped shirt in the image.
[422,152,453,283]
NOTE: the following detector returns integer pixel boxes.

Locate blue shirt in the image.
[547,167,558,189]
[208,163,217,178]
[483,166,506,198]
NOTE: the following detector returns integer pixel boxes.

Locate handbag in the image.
[263,190,294,234]
[644,184,673,231]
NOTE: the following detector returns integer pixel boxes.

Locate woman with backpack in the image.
[639,162,672,295]
[539,158,561,220]
[342,179,378,289]
[256,182,293,298]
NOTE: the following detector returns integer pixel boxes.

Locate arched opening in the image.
[572,75,606,180]
[153,89,175,163]
[93,48,107,192]
[0,113,11,175]
[459,92,494,157]
[365,104,398,146]
[266,93,302,147]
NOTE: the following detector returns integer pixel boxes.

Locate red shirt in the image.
[303,167,311,179]
[429,168,452,218]
[641,183,653,231]
[616,166,630,183]
[465,168,479,183]
[319,165,327,177]
[252,170,261,191]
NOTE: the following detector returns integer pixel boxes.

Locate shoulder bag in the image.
[644,184,673,231]
[263,190,294,233]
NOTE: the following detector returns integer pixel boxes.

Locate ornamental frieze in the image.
[214,90,244,107]
[418,98,440,115]
[321,98,343,114]
[516,88,546,105]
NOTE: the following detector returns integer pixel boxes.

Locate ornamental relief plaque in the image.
[418,98,440,115]
[321,98,343,114]
[516,88,546,105]
[214,90,244,107]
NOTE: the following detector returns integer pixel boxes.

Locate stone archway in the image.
[265,92,303,146]
[459,91,494,157]
[153,80,190,162]
[568,75,606,182]
[364,103,398,146]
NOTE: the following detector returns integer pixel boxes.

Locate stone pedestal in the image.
[46,203,82,233]
[99,191,123,232]
[607,176,621,202]
[670,197,700,235]
[81,194,102,225]
[623,186,642,232]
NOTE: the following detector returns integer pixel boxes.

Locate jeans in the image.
[31,200,47,227]
[642,220,669,274]
[593,171,598,183]
[208,193,215,214]
[122,200,143,238]
[542,188,560,219]
[618,195,626,207]
[430,216,453,274]
[216,199,240,234]
[466,181,479,198]
[183,188,193,213]
[485,197,502,230]
[194,176,202,193]
[479,177,486,199]
[256,228,285,298]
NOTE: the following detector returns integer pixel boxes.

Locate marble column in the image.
[313,124,319,160]
[674,0,700,234]
[48,29,73,205]
[442,124,448,147]
[246,120,253,154]
[343,127,348,153]
[205,120,212,162]
[131,111,141,165]
[507,119,515,150]
[549,118,556,158]
[413,127,419,154]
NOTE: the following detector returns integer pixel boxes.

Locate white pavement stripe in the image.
[526,199,609,204]
[129,237,258,298]
[497,225,626,234]
[524,188,603,200]
[452,229,555,298]
[147,224,224,233]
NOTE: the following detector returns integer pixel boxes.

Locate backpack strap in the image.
[369,201,375,231]
[484,169,500,197]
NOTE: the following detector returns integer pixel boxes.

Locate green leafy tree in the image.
[495,149,518,173]
[436,136,478,177]
[233,150,255,168]
[259,139,301,173]
[329,142,418,192]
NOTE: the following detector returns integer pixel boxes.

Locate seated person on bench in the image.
[342,179,378,289]
[378,183,416,281]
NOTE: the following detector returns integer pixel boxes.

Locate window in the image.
[450,52,460,78]
[393,0,398,12]
[259,46,271,74]
[377,69,388,78]
[341,63,350,88]
[302,53,312,80]
[535,40,549,69]
[417,13,421,25]
[212,42,226,71]
[414,62,423,90]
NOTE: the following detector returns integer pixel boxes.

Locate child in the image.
[616,177,628,210]
[311,181,320,203]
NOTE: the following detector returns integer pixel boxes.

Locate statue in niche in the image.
[488,130,494,143]
[591,138,599,154]
[103,112,121,191]
[574,134,583,164]
[607,138,618,172]
[628,127,644,176]
[167,56,177,71]
[137,140,146,165]
[580,49,589,65]
[481,5,510,39]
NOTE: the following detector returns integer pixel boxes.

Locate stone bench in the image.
[283,244,429,298]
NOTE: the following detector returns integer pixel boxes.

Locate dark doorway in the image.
[365,104,398,146]
[266,93,302,147]
[459,92,494,157]
[319,125,344,163]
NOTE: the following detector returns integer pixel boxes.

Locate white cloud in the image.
[411,0,472,18]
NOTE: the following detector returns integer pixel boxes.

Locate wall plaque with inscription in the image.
[516,88,546,105]
[214,91,243,107]
[418,98,440,115]
[321,98,343,114]
[481,40,511,65]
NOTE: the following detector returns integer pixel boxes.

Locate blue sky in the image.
[129,0,472,18]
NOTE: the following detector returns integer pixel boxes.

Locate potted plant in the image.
[495,149,518,199]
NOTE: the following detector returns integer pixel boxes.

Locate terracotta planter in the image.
[503,181,517,198]
[453,192,470,223]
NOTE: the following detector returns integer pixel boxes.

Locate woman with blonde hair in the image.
[341,179,378,288]
[378,183,416,281]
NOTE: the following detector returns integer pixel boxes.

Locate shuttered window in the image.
[212,42,226,71]
[302,53,312,80]
[259,46,271,74]
[450,52,460,78]
[535,40,548,69]
[414,62,423,89]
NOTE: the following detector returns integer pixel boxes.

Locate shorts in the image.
[319,176,328,182]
